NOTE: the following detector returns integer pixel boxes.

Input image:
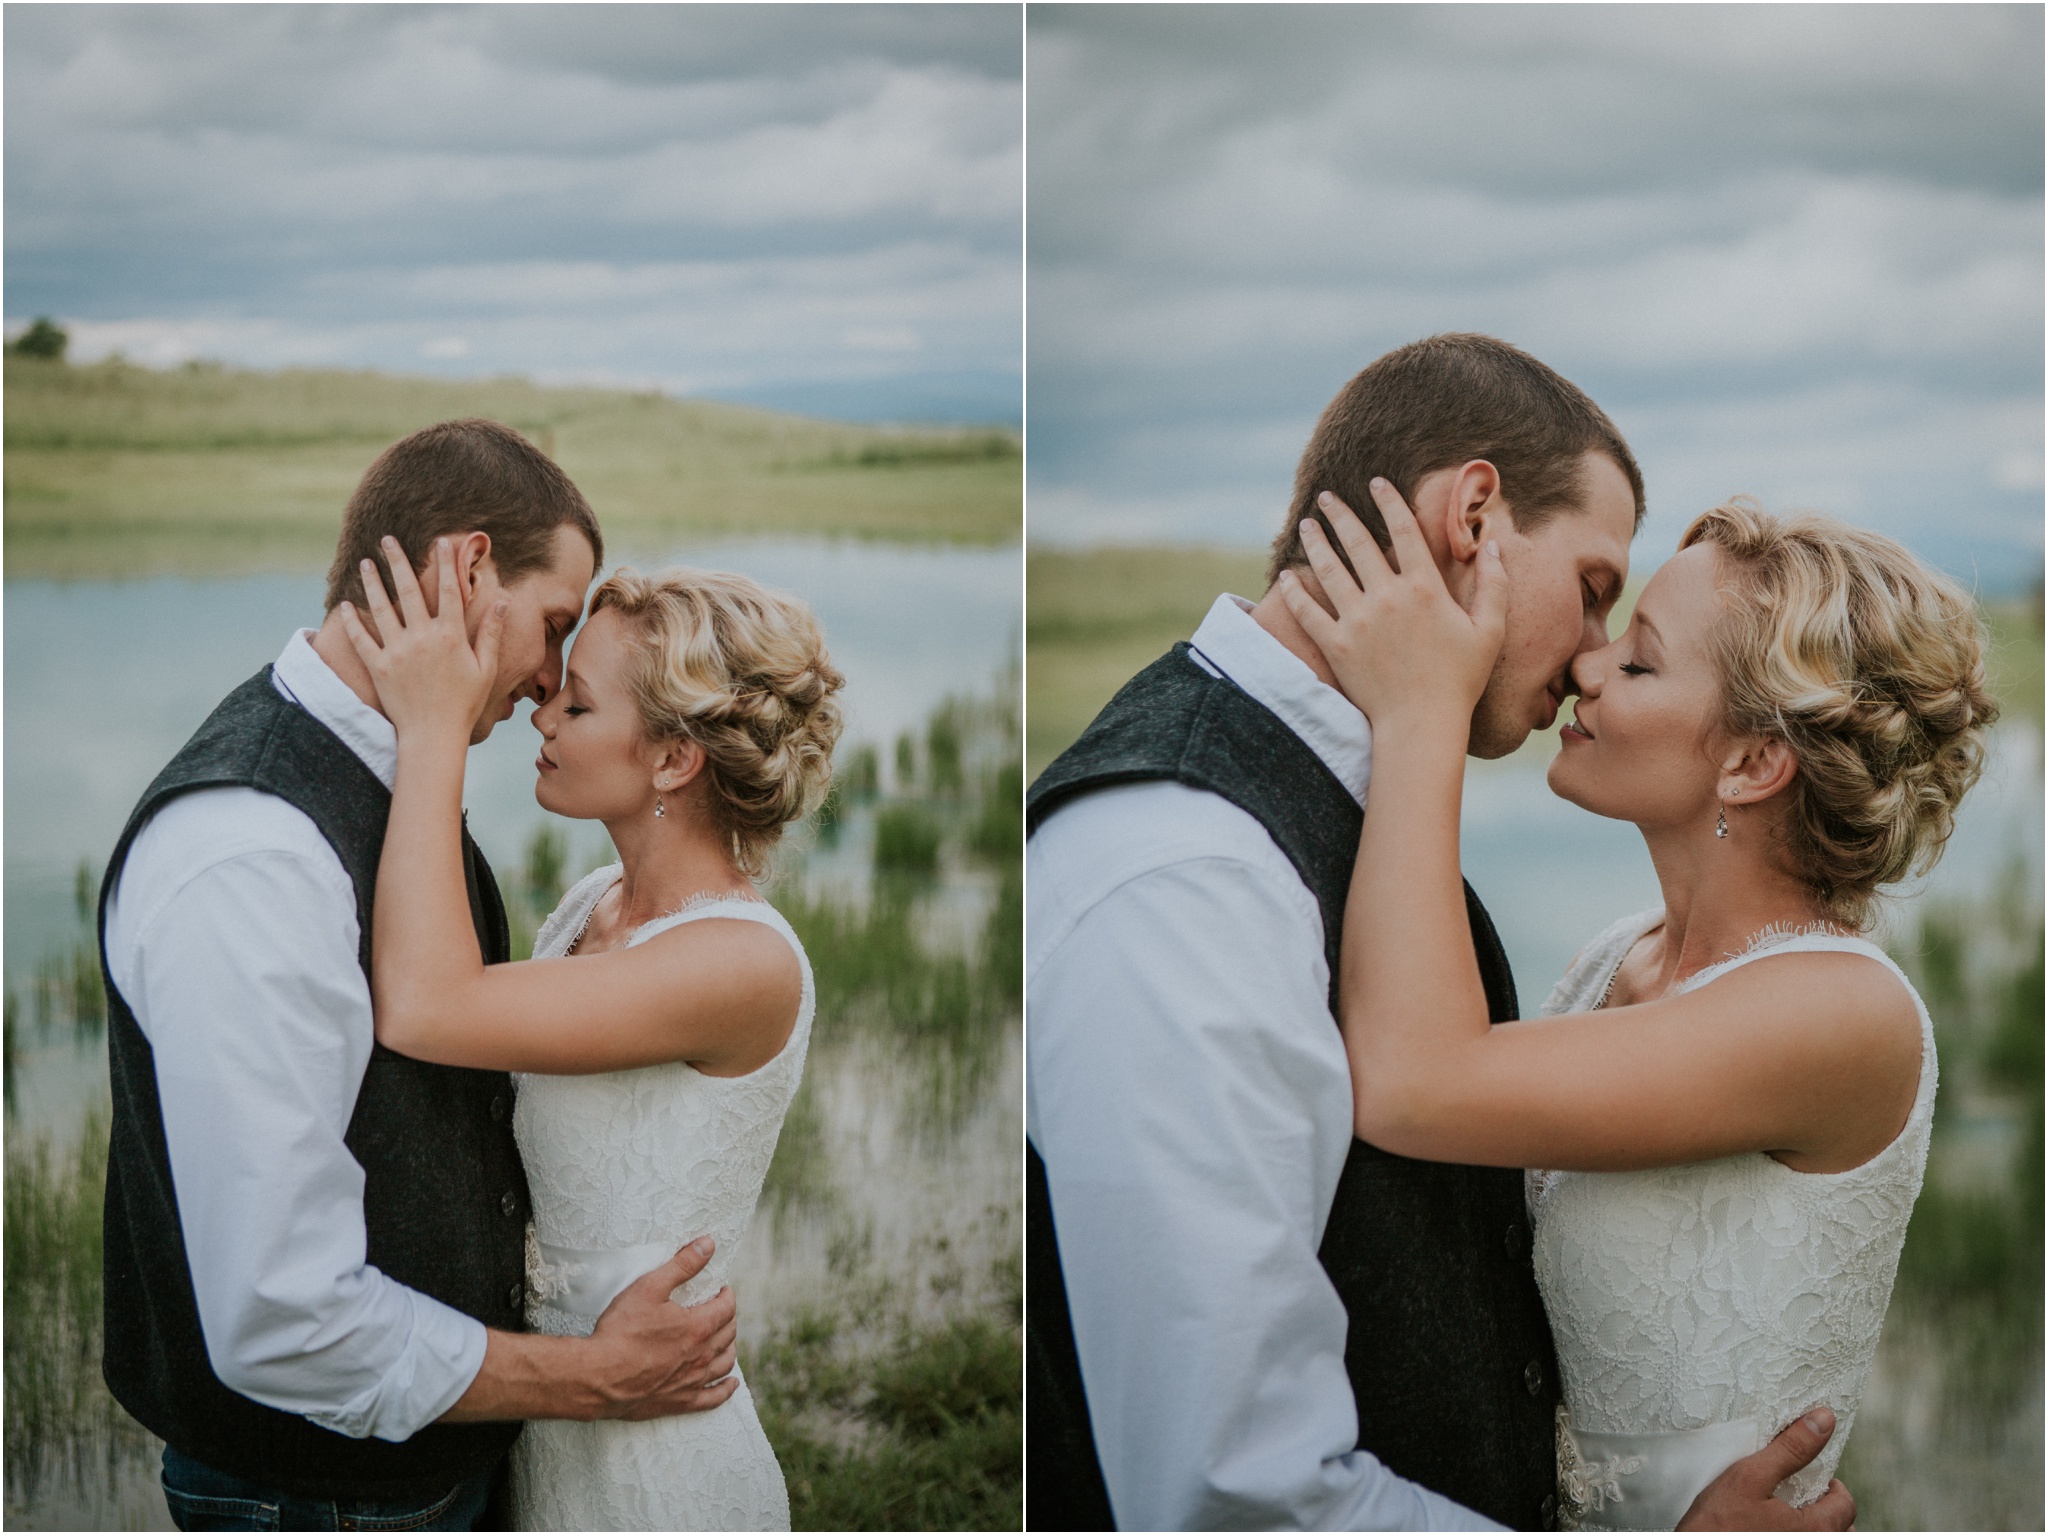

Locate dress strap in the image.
[533,864,621,959]
[626,893,804,959]
[1679,926,1905,994]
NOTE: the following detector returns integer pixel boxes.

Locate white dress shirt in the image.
[103,630,489,1443]
[1026,594,1501,1531]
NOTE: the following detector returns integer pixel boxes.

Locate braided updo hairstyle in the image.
[590,566,844,878]
[1681,500,1998,930]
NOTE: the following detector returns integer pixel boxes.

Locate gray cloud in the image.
[6,3,1021,421]
[1027,3,2042,588]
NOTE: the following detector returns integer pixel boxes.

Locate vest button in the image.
[1523,1358,1545,1397]
[500,1190,519,1218]
[507,1282,524,1311]
[1505,1221,1527,1259]
[490,1095,508,1123]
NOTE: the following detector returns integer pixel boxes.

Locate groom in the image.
[1026,336,1857,1530]
[100,420,738,1531]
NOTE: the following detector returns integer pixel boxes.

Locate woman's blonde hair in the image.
[590,566,844,878]
[1680,499,1998,929]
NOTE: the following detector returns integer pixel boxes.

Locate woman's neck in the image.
[1636,813,1837,997]
[601,806,751,929]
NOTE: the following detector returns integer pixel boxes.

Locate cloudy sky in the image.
[1028,4,2043,591]
[6,4,1021,423]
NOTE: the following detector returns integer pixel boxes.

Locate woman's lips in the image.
[1560,714,1594,743]
[536,752,558,772]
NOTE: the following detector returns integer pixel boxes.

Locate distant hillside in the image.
[5,358,1019,578]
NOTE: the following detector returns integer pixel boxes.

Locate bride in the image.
[338,539,843,1530]
[1280,486,1994,1529]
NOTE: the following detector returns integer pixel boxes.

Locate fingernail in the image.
[1486,540,1500,557]
[1317,491,1335,508]
[1369,476,1389,491]
[692,1236,714,1255]
[1803,1408,1834,1435]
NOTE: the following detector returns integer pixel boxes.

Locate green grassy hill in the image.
[5,358,1019,578]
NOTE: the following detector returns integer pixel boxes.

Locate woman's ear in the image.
[654,737,708,791]
[1720,735,1798,808]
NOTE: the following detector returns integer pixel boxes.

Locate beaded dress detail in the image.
[1528,910,1935,1530]
[508,865,812,1531]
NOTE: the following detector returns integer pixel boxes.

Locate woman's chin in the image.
[1545,755,1576,801]
[1546,758,1606,817]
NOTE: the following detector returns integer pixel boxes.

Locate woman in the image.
[1278,485,1994,1529]
[339,538,843,1530]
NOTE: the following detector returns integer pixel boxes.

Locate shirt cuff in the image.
[301,1293,490,1442]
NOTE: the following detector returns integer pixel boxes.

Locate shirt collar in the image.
[1186,593,1373,808]
[269,629,399,791]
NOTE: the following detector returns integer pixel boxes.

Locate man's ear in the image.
[1720,735,1798,808]
[1440,460,1502,563]
[455,531,493,595]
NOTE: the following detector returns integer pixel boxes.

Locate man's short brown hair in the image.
[1266,333,1645,586]
[324,419,604,612]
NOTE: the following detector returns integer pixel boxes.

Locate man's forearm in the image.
[439,1328,612,1423]
[438,1250,741,1428]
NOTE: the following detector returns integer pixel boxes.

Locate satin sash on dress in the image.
[1557,1410,1762,1531]
[527,1237,680,1319]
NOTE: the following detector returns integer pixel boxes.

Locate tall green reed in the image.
[1839,866,2044,1527]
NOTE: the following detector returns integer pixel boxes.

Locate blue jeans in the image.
[159,1448,497,1532]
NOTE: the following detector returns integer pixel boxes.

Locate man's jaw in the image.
[467,692,520,745]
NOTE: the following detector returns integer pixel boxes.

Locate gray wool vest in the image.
[99,668,530,1499]
[1025,644,1562,1532]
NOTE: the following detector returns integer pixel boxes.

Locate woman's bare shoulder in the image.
[1704,946,1923,1080]
[637,908,804,1014]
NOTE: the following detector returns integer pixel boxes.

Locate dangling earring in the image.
[1715,803,1729,839]
[654,777,667,819]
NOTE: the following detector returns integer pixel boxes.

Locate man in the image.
[100,420,738,1532]
[1025,336,1857,1531]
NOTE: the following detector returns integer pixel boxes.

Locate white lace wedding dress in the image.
[1528,911,1935,1531]
[507,865,812,1531]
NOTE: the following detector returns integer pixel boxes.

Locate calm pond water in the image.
[4,539,1019,994]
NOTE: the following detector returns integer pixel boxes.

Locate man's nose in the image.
[527,654,563,705]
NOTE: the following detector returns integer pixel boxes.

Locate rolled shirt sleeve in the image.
[1027,785,1504,1531]
[106,789,488,1441]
